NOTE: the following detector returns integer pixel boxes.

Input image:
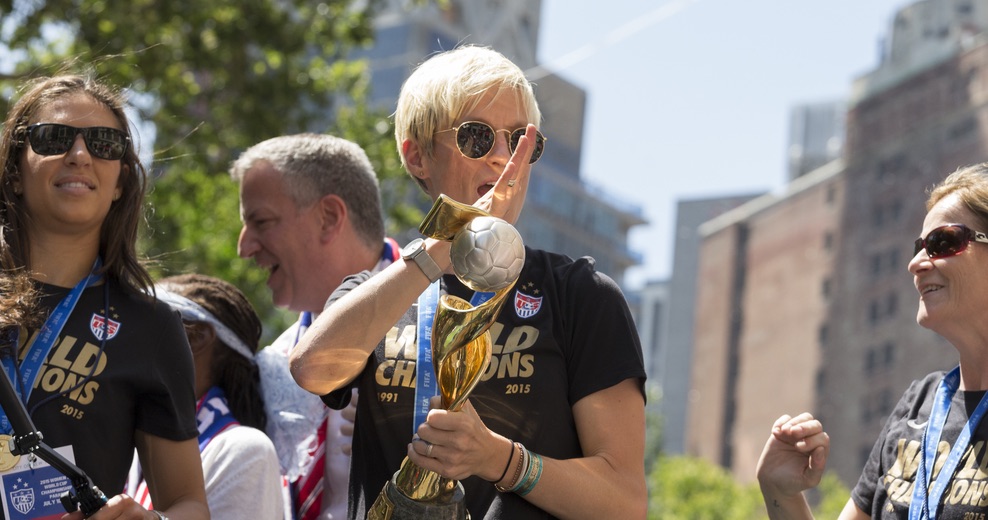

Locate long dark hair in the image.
[158,274,266,430]
[0,74,153,310]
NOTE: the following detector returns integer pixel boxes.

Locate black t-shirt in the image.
[324,247,646,520]
[12,281,198,498]
[852,370,988,519]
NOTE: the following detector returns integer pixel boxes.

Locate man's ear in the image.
[317,193,346,242]
[402,139,427,182]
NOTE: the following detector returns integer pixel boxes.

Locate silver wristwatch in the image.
[401,238,442,282]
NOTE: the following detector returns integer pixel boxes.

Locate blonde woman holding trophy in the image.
[291,45,647,520]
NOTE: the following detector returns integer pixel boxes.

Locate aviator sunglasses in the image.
[24,123,129,161]
[913,223,988,259]
[439,121,546,164]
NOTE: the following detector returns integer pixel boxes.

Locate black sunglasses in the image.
[913,223,988,258]
[25,123,129,161]
[439,121,546,164]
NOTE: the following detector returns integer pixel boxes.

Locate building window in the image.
[891,199,903,222]
[949,117,976,140]
[870,253,882,275]
[887,249,900,272]
[872,206,884,227]
[865,348,877,376]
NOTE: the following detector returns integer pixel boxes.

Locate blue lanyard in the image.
[413,281,493,434]
[909,366,988,520]
[0,258,102,433]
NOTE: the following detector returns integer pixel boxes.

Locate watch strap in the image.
[404,239,442,282]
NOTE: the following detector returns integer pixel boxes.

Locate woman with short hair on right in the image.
[757,162,988,519]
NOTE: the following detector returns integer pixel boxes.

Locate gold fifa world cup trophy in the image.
[368,195,525,520]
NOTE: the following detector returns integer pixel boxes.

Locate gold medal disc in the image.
[0,434,20,472]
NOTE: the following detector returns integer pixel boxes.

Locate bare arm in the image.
[65,433,209,519]
[290,237,452,395]
[527,379,647,519]
[136,432,209,519]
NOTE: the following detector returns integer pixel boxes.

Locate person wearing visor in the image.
[127,274,284,520]
[0,74,207,519]
[757,163,988,519]
[290,45,648,520]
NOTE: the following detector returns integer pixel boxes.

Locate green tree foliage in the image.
[809,472,852,518]
[649,455,764,520]
[0,0,425,337]
[643,385,664,475]
[647,455,850,519]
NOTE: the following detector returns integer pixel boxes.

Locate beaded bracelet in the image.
[510,446,531,493]
[495,442,525,492]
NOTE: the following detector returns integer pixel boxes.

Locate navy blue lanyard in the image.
[909,366,988,520]
[413,282,493,434]
[0,259,102,433]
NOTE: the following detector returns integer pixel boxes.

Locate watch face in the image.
[402,238,424,258]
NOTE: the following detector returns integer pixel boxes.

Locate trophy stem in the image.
[368,457,469,520]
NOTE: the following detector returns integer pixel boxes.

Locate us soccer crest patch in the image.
[8,484,32,516]
[90,314,120,341]
[514,290,542,318]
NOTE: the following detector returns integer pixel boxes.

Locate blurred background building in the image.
[788,100,846,181]
[679,0,988,486]
[638,194,763,455]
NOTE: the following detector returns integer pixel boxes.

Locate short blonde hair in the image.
[394,45,542,190]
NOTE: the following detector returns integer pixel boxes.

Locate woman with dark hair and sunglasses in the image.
[125,274,283,520]
[757,163,988,519]
[0,74,207,519]
[289,45,648,519]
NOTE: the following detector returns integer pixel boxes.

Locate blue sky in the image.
[537,0,910,288]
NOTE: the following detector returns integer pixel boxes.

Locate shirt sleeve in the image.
[562,258,647,404]
[201,426,285,520]
[134,304,199,440]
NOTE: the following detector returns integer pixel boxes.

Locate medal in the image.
[0,434,20,471]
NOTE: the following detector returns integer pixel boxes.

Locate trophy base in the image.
[367,475,470,520]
